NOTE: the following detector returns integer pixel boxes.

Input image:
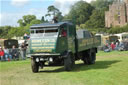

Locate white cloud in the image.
[54,0,95,15]
[0,14,2,26]
[1,0,95,26]
[1,13,24,26]
[0,8,46,26]
[11,0,29,7]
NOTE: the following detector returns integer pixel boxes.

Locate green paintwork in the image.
[29,38,57,53]
[77,36,101,52]
[29,21,101,56]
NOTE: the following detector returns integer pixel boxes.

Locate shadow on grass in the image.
[39,60,121,73]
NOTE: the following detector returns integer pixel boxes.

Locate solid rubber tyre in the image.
[64,53,75,71]
[31,58,39,73]
[83,51,96,65]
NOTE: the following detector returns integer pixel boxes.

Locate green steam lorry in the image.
[29,21,101,73]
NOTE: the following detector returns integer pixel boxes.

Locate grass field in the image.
[0,51,128,85]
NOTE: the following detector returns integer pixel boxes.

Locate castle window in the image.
[118,11,120,16]
[118,16,120,24]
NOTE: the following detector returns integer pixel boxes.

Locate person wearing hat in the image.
[0,47,5,61]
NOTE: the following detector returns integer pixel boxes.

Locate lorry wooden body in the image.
[29,21,101,72]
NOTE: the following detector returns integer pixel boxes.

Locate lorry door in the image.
[67,24,76,53]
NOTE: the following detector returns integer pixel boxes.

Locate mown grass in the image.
[0,51,128,85]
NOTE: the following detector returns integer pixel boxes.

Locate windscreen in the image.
[30,28,58,37]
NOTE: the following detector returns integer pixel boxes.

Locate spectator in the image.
[3,46,12,61]
[21,42,27,60]
[118,41,125,51]
[123,39,128,51]
[104,43,111,52]
[11,45,19,60]
[111,42,115,50]
[115,42,119,50]
[0,47,4,61]
[115,39,120,46]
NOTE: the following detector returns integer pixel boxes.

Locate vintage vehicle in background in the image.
[114,33,128,42]
[103,35,118,45]
[4,39,19,48]
[28,21,101,73]
[0,39,18,48]
[96,34,118,50]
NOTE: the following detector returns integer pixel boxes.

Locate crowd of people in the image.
[104,39,128,52]
[0,42,27,61]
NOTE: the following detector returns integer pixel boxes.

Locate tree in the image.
[30,19,41,25]
[0,26,12,38]
[84,9,106,28]
[79,0,114,29]
[17,15,36,27]
[65,1,94,25]
[91,0,114,10]
[45,5,63,21]
[23,15,36,24]
[41,16,45,23]
[17,19,26,27]
[45,5,59,17]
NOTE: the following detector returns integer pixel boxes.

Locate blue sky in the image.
[0,0,93,26]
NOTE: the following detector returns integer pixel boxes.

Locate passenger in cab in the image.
[104,43,111,52]
[61,28,67,37]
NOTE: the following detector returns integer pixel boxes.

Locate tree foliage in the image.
[91,0,114,10]
[45,5,63,21]
[84,9,106,28]
[17,15,37,27]
[107,25,128,34]
[0,0,126,39]
[65,1,94,25]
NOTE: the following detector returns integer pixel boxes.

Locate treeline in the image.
[0,15,46,38]
[0,0,128,39]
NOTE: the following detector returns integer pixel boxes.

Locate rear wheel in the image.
[64,53,75,71]
[31,58,39,73]
[91,52,96,64]
[83,50,96,65]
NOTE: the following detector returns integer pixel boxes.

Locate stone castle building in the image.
[105,0,128,27]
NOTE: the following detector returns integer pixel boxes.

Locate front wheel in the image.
[64,53,75,71]
[31,58,39,73]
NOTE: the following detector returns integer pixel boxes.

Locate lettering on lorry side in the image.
[94,38,100,44]
[33,49,52,52]
[79,38,94,47]
[31,39,56,43]
[32,47,54,49]
[32,40,41,43]
[88,38,93,45]
[31,43,55,46]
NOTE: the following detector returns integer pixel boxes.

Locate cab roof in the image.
[30,21,73,29]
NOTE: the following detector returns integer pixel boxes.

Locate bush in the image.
[107,25,128,34]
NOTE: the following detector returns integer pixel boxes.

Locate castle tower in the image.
[125,0,128,23]
[124,0,128,3]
